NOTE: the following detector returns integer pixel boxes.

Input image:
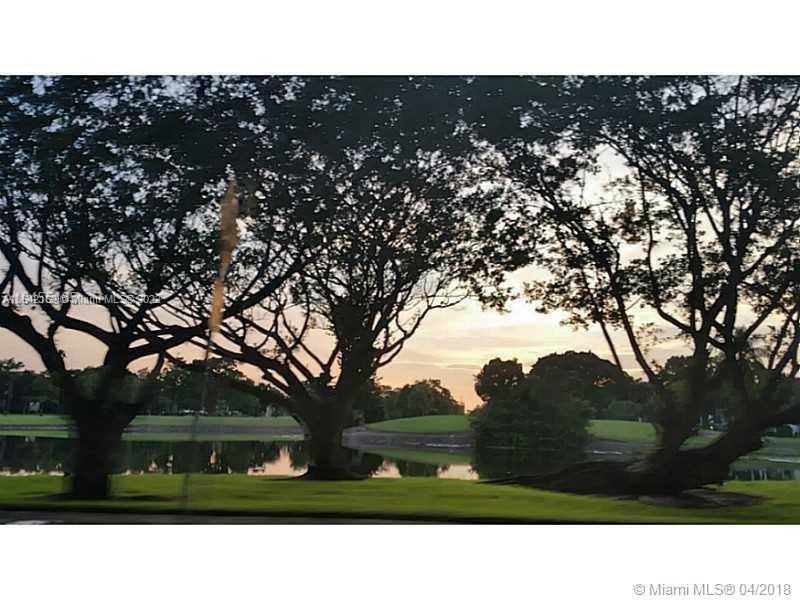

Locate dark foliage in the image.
[383,379,464,420]
[471,367,592,459]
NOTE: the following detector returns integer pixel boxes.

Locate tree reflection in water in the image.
[471,446,593,481]
[394,460,448,478]
[1,437,799,481]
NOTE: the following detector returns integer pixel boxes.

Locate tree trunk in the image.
[627,425,763,493]
[494,425,764,496]
[297,401,361,480]
[69,417,126,499]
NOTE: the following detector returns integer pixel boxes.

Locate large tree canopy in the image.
[475,75,800,492]
[470,357,592,460]
[474,357,525,404]
[207,78,480,478]
[528,351,644,418]
[383,379,464,420]
[0,76,324,496]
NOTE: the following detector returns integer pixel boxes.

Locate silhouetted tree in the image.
[471,366,592,458]
[351,377,389,424]
[0,76,313,497]
[208,78,476,479]
[476,76,800,493]
[151,358,267,416]
[474,357,525,404]
[383,379,464,420]
[528,351,644,418]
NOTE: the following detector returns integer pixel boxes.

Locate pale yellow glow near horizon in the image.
[374,295,686,409]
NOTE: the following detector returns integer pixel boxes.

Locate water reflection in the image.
[0,437,393,478]
[470,446,585,480]
[1,435,798,481]
[394,460,444,478]
[0,435,69,475]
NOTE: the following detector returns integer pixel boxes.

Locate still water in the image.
[1,436,798,481]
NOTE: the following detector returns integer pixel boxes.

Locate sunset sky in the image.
[374,268,687,409]
[0,265,689,410]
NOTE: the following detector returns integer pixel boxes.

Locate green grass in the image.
[0,414,683,442]
[0,429,74,439]
[0,414,299,428]
[757,436,800,455]
[365,416,705,441]
[0,475,799,523]
[366,414,471,433]
[0,429,302,442]
[587,420,800,458]
[588,420,657,443]
[0,414,301,441]
[0,414,69,426]
[131,415,299,428]
[365,415,687,441]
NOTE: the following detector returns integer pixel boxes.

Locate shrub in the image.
[383,379,463,420]
[470,373,591,459]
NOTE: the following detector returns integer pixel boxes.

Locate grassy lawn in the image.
[365,416,705,442]
[757,437,800,455]
[587,420,800,457]
[588,419,714,446]
[366,415,689,441]
[0,429,75,439]
[366,414,471,433]
[0,475,798,523]
[131,415,299,428]
[588,420,657,443]
[0,414,668,439]
[0,414,301,441]
[0,414,70,426]
[0,429,302,442]
[0,414,299,430]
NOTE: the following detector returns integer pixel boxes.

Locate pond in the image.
[1,435,799,481]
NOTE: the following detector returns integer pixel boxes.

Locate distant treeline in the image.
[0,357,463,423]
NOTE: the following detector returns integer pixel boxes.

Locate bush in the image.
[527,351,643,418]
[470,373,591,458]
[383,379,463,420]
